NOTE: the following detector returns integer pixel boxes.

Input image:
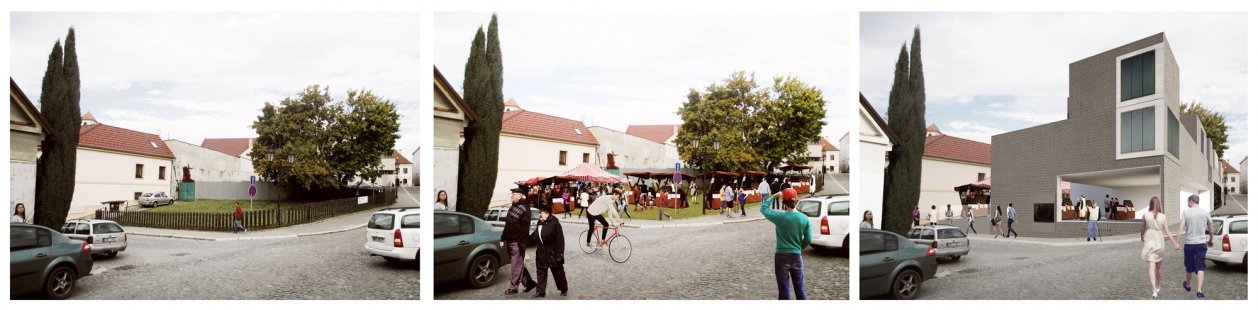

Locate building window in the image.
[1121,51,1155,101]
[158,166,167,180]
[135,164,144,179]
[133,192,142,200]
[1231,176,1236,182]
[583,153,590,163]
[1167,108,1179,158]
[978,173,986,182]
[403,168,408,174]
[1121,107,1155,153]
[559,151,568,166]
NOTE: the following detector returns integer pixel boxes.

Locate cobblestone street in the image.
[435,219,849,300]
[903,236,1247,300]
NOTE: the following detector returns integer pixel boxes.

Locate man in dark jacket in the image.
[529,207,567,298]
[501,187,537,295]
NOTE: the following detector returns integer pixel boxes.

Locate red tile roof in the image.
[201,138,253,157]
[820,137,839,152]
[1223,160,1240,174]
[394,150,413,165]
[79,124,174,159]
[926,123,940,133]
[624,124,678,144]
[924,134,991,166]
[501,110,599,146]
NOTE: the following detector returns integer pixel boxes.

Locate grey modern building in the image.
[992,33,1222,238]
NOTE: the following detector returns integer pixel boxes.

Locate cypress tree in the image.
[882,27,927,236]
[455,23,498,217]
[34,28,82,229]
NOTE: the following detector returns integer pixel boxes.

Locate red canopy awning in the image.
[779,164,813,171]
[559,163,628,183]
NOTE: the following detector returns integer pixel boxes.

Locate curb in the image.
[128,223,368,242]
[972,234,1144,247]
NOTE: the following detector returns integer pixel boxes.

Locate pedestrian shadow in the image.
[806,246,849,258]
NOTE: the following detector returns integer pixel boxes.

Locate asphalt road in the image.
[903,237,1247,300]
[813,173,849,196]
[434,219,849,300]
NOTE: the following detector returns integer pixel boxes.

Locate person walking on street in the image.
[912,208,920,226]
[965,206,978,235]
[991,206,1004,237]
[577,188,591,217]
[617,191,633,221]
[1141,196,1181,298]
[738,186,748,217]
[501,188,538,295]
[1086,199,1100,241]
[1005,203,1018,238]
[860,210,875,229]
[1177,194,1213,299]
[946,204,954,220]
[562,187,573,219]
[12,203,29,224]
[585,189,624,247]
[761,188,810,300]
[928,205,937,226]
[233,202,247,233]
[529,206,567,298]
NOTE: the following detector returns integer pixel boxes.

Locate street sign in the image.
[673,172,682,184]
[357,196,369,205]
[250,176,256,185]
[675,163,681,172]
[248,184,257,198]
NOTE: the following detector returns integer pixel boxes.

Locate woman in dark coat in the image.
[529,207,567,298]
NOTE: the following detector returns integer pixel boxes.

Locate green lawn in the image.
[598,197,758,221]
[141,200,281,213]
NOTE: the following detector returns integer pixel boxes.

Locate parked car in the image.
[908,225,970,261]
[365,208,421,263]
[138,192,174,207]
[484,205,539,231]
[434,210,507,288]
[860,228,937,300]
[1207,214,1247,268]
[61,219,128,258]
[796,194,850,254]
[10,224,94,299]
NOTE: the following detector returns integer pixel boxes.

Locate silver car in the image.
[484,206,539,231]
[138,192,174,207]
[61,219,128,258]
[908,225,970,261]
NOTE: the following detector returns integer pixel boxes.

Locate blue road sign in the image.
[250,176,256,185]
[248,184,257,198]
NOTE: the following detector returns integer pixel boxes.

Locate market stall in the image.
[953,177,991,218]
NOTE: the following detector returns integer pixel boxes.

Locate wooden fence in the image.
[99,188,398,231]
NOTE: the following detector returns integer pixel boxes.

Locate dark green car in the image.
[860,228,937,300]
[10,224,94,299]
[434,210,507,288]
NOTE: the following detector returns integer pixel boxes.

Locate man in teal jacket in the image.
[761,187,810,300]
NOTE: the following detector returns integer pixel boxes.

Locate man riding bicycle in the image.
[585,188,624,247]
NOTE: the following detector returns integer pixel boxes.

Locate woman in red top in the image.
[234,202,247,233]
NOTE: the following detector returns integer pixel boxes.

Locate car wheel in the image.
[951,255,962,261]
[467,253,498,289]
[44,265,77,300]
[840,236,850,257]
[891,269,922,300]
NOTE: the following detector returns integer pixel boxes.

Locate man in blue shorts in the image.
[1176,194,1213,299]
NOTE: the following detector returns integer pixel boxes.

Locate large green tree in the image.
[250,85,399,192]
[34,28,82,229]
[456,14,505,217]
[1180,101,1229,159]
[882,27,927,235]
[676,71,827,180]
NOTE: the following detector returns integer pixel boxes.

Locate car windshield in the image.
[828,201,849,216]
[368,214,395,230]
[797,200,822,217]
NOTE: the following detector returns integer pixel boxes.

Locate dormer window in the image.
[149,141,159,149]
[573,128,583,135]
[1121,51,1156,101]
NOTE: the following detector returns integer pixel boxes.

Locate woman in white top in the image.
[11,203,29,223]
[434,190,449,210]
[1140,196,1181,298]
[860,210,875,229]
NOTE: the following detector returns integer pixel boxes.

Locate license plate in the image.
[372,236,385,243]
[101,236,118,243]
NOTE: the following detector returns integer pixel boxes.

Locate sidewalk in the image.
[125,208,380,241]
[557,206,766,229]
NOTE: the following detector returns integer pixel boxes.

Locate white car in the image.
[61,219,128,258]
[1207,214,1247,268]
[796,194,850,254]
[365,208,421,263]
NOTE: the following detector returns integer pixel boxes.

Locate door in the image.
[433,214,475,283]
[401,214,421,251]
[10,226,54,295]
[859,231,899,297]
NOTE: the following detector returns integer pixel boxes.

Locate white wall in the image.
[588,126,679,170]
[860,140,890,229]
[165,139,254,185]
[434,147,458,208]
[10,130,41,221]
[71,148,173,214]
[493,134,597,205]
[397,163,414,186]
[916,158,990,221]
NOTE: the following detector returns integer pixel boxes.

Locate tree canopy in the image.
[455,14,505,217]
[1180,101,1229,159]
[34,27,82,229]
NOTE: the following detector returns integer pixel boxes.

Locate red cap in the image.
[781,188,798,202]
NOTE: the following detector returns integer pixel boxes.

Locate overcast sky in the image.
[861,12,1248,165]
[10,12,422,159]
[435,12,849,143]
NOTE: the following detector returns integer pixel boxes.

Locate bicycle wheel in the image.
[608,234,632,263]
[578,230,597,254]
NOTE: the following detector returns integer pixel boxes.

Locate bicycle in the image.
[579,225,632,263]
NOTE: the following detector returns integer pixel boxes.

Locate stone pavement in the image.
[125,208,389,241]
[557,206,766,228]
